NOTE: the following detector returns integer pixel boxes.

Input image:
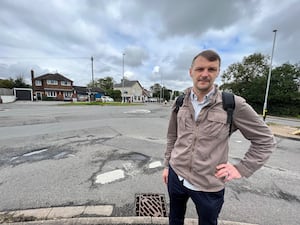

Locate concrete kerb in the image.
[272,131,300,141]
[0,207,258,225]
[1,216,258,225]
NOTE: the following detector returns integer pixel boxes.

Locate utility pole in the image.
[91,56,94,87]
[159,72,162,104]
[263,29,278,121]
[122,53,125,103]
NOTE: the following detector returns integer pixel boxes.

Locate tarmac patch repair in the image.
[95,160,162,184]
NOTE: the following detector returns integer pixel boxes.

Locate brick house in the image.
[31,70,73,101]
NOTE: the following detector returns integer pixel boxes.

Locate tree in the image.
[267,63,300,116]
[220,53,269,99]
[14,76,30,88]
[268,63,299,101]
[0,78,14,88]
[220,53,300,116]
[89,76,114,91]
[0,76,30,88]
[98,76,114,91]
[150,83,162,95]
[106,89,121,101]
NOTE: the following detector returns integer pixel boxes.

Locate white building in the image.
[114,79,150,103]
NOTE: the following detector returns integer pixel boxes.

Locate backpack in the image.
[174,92,235,135]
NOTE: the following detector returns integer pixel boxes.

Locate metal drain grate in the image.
[135,193,167,217]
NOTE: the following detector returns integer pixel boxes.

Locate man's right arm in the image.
[162,106,178,184]
[163,108,178,168]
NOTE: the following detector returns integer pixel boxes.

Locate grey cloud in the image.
[130,0,260,38]
[123,46,149,67]
[0,0,299,90]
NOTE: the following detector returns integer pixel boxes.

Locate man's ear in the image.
[189,68,192,78]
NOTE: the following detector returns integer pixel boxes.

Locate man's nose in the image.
[201,69,209,76]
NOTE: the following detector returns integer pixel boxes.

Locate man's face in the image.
[189,56,220,94]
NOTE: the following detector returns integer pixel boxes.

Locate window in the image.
[64,92,72,98]
[47,80,58,85]
[46,91,57,97]
[35,80,42,86]
[61,81,71,86]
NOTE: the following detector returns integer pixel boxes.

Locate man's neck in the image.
[192,86,214,102]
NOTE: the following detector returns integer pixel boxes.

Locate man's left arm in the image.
[230,97,276,178]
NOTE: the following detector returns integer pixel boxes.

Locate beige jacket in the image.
[164,87,276,192]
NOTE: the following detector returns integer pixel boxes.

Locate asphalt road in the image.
[0,101,299,225]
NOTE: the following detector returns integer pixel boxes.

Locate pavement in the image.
[269,123,300,141]
[0,119,298,225]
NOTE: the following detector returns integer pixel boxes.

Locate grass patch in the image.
[59,102,144,106]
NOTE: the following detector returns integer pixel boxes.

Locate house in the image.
[31,70,73,101]
[114,79,150,103]
[73,86,105,101]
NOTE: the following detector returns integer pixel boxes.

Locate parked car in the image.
[101,96,114,102]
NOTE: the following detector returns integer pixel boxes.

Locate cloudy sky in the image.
[0,0,299,91]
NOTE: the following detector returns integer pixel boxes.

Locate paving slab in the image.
[13,208,51,219]
[47,206,85,219]
[83,205,114,216]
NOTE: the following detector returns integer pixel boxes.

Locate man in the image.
[162,50,276,225]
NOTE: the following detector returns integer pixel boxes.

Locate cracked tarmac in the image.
[0,102,299,225]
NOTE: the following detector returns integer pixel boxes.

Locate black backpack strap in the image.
[174,94,185,113]
[222,92,235,135]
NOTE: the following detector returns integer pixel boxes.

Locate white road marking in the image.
[149,161,162,168]
[124,109,151,114]
[95,169,125,184]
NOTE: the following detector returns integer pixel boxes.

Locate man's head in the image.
[189,50,221,95]
[191,50,221,68]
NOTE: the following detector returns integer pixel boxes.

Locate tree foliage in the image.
[220,53,300,117]
[0,76,30,88]
[150,83,162,95]
[106,89,121,101]
[0,78,14,88]
[88,76,114,91]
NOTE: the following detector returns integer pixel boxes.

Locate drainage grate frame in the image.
[135,193,167,217]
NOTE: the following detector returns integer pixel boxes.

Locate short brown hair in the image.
[191,50,221,67]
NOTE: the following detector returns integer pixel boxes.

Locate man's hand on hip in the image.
[215,163,241,182]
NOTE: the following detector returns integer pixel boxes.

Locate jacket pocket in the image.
[177,110,193,131]
[203,111,228,137]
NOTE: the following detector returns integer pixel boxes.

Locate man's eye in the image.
[197,68,204,72]
[208,68,217,72]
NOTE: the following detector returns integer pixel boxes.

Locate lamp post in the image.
[263,29,278,121]
[122,53,125,103]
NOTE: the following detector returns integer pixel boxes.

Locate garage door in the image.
[14,88,32,101]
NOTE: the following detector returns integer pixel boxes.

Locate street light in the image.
[263,29,278,121]
[122,53,125,103]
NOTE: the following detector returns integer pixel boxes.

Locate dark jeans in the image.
[167,166,224,225]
